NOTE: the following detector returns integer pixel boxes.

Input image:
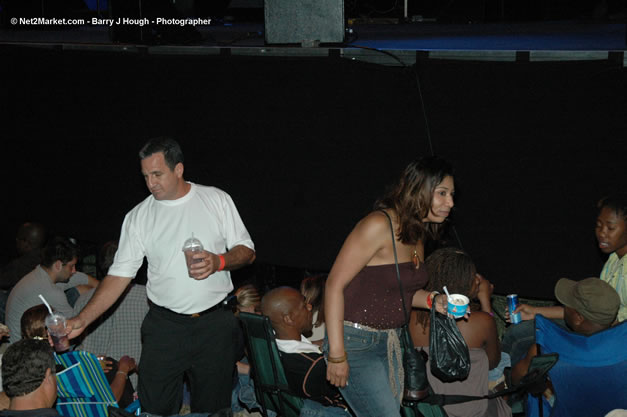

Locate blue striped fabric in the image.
[55,351,119,417]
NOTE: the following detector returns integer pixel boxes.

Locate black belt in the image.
[150,299,225,318]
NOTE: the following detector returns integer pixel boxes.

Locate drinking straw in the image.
[38,294,54,315]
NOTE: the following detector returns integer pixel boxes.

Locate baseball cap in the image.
[554,278,620,326]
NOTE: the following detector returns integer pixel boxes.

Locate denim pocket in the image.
[343,325,377,352]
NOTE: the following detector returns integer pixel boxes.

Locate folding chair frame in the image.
[239,312,304,417]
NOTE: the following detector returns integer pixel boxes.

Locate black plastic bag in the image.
[429,306,470,382]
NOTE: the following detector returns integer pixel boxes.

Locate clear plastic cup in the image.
[182,234,204,278]
[45,312,70,352]
[447,294,470,319]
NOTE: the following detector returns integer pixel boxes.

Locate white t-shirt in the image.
[108,183,254,314]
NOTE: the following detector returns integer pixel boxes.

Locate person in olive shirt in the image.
[261,287,349,416]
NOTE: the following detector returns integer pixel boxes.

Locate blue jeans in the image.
[299,399,350,417]
[231,370,276,416]
[488,352,511,382]
[325,324,402,417]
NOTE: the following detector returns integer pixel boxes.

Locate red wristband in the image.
[426,291,439,309]
[217,255,226,271]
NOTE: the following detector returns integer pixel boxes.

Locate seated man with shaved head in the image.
[261,287,350,416]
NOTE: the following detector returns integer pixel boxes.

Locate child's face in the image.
[595,207,627,258]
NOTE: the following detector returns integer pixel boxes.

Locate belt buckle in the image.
[191,313,201,318]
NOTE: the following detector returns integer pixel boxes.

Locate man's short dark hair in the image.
[2,339,55,397]
[41,236,79,268]
[139,137,184,171]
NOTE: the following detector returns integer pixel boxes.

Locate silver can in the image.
[507,294,522,324]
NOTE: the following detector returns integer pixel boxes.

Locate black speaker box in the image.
[264,0,344,45]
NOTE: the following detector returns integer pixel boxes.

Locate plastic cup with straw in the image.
[443,286,469,319]
[40,294,70,352]
[182,233,204,278]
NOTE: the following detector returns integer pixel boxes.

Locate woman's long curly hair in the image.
[414,247,476,333]
[375,156,454,245]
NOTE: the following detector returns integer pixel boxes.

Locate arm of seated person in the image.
[511,305,564,322]
[482,313,501,370]
[236,360,250,375]
[72,275,100,295]
[511,344,538,386]
[85,274,100,289]
[110,355,136,403]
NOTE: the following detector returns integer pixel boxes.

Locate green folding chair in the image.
[402,400,448,417]
[239,312,304,417]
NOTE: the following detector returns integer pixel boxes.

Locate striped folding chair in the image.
[55,350,119,417]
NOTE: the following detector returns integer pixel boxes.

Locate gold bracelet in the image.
[327,352,348,363]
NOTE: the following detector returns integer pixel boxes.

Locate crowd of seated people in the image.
[5,237,99,345]
[20,304,137,409]
[0,191,625,417]
[502,193,627,365]
[0,235,145,413]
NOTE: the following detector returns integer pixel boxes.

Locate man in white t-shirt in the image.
[67,137,255,416]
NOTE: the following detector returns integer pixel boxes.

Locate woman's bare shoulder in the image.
[354,210,392,237]
[466,311,496,329]
[458,311,497,347]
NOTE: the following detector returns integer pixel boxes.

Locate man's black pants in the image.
[138,303,237,415]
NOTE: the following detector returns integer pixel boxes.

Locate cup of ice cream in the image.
[447,294,469,319]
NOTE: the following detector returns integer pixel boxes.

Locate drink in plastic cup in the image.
[45,313,70,352]
[447,294,469,319]
[182,235,204,278]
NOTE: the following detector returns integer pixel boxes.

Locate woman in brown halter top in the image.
[324,156,455,417]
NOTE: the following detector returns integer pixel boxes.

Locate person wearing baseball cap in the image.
[511,277,620,385]
[554,278,621,333]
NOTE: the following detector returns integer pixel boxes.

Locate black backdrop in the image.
[2,45,626,298]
